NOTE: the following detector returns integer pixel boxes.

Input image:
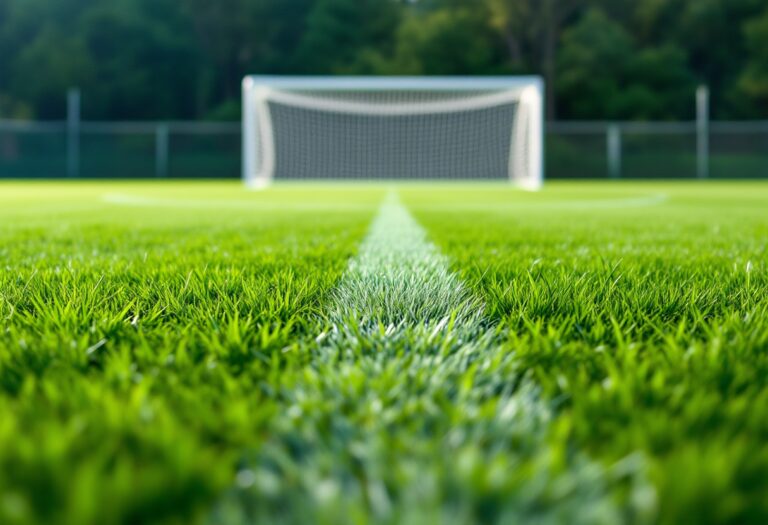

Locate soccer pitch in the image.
[1,181,767,524]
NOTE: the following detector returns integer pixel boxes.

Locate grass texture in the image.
[0,181,766,524]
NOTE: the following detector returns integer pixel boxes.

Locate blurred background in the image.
[1,0,767,180]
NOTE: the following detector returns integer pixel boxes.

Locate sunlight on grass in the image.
[0,181,766,524]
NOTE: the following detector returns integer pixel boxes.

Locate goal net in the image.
[242,77,544,189]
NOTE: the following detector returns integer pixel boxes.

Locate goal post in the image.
[242,76,544,189]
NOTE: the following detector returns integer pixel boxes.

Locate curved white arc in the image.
[410,193,670,211]
[264,89,523,116]
[101,192,375,211]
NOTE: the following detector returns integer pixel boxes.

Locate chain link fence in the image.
[1,119,766,180]
[548,121,768,180]
[0,120,240,179]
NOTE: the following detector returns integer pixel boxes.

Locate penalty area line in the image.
[410,192,670,212]
[101,192,373,211]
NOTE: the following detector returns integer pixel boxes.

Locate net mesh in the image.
[246,85,539,185]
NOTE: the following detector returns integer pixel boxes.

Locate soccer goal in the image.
[242,76,544,189]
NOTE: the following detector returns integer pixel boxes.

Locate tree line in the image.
[1,0,767,121]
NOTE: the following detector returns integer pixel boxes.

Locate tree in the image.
[0,0,199,119]
[733,7,768,117]
[8,28,93,118]
[479,0,581,117]
[556,8,632,119]
[485,0,532,70]
[557,8,695,120]
[1,0,96,118]
[374,6,501,75]
[622,45,697,120]
[535,0,582,118]
[675,0,763,118]
[294,0,402,74]
[77,0,198,119]
[179,0,315,118]
[0,0,767,120]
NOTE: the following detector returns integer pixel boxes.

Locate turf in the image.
[0,181,767,525]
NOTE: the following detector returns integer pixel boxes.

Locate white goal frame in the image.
[242,76,544,189]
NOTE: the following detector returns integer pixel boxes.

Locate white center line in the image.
[325,190,484,336]
[212,190,654,524]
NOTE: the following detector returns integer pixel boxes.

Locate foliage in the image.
[736,7,768,114]
[294,0,402,74]
[1,0,768,120]
[557,9,696,120]
[382,7,504,75]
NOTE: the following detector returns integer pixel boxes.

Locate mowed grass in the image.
[0,182,379,524]
[404,182,768,525]
[0,180,767,524]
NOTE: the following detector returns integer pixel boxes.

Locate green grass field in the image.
[1,181,766,525]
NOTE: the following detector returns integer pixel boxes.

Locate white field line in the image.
[324,191,484,334]
[101,192,374,211]
[103,191,668,211]
[210,191,654,522]
[314,192,651,517]
[410,192,669,211]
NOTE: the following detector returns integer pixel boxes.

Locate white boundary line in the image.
[411,193,669,211]
[211,190,654,522]
[311,191,651,519]
[102,192,669,211]
[101,193,375,211]
[324,191,484,333]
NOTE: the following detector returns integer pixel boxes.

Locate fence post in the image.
[66,88,80,178]
[155,123,169,178]
[697,85,710,179]
[607,124,622,179]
